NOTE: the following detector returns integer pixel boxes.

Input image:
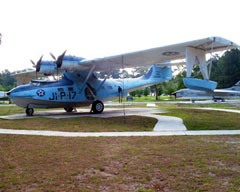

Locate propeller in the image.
[49,50,66,67]
[49,50,67,80]
[31,55,43,72]
[50,52,56,61]
[56,50,67,68]
[30,55,43,78]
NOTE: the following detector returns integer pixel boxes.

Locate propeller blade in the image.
[56,50,67,68]
[50,52,56,61]
[36,55,43,72]
[30,60,36,67]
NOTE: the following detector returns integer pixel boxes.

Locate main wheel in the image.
[64,107,74,112]
[91,100,104,114]
[26,108,34,116]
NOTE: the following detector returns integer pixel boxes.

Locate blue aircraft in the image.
[1,37,238,116]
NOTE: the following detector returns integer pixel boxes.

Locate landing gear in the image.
[91,100,104,114]
[26,108,34,116]
[64,107,74,112]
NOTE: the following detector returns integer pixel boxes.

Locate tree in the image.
[111,69,121,79]
[211,49,240,88]
[131,67,147,78]
[135,89,143,97]
[0,70,16,91]
[143,87,149,96]
[129,91,136,97]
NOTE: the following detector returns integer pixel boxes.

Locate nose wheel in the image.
[26,108,34,116]
[91,100,104,114]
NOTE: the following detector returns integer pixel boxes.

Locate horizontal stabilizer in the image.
[214,89,240,93]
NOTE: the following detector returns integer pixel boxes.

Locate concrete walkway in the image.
[0,107,239,137]
[196,107,240,114]
[0,108,187,132]
[0,129,239,137]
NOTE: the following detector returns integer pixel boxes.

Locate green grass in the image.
[1,104,240,131]
[177,103,240,110]
[163,108,240,130]
[0,106,64,116]
[113,96,182,102]
[0,116,157,132]
[0,106,26,116]
[0,135,240,191]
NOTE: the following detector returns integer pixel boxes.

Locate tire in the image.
[26,108,34,116]
[64,107,74,112]
[92,100,104,114]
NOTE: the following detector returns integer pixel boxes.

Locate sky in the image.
[0,0,240,72]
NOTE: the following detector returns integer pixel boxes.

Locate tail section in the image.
[141,64,172,82]
[124,64,172,92]
[229,80,240,91]
[234,81,240,86]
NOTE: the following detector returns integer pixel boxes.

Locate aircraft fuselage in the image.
[8,65,172,115]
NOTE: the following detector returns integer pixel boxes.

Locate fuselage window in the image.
[68,87,74,91]
[58,88,64,92]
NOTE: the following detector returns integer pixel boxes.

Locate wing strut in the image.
[97,70,112,91]
[79,64,96,93]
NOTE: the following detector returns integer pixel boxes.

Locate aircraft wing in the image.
[213,89,240,93]
[80,36,239,71]
[12,69,45,85]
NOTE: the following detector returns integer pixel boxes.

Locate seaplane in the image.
[0,37,239,116]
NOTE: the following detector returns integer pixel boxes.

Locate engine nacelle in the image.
[39,61,57,75]
[61,55,85,71]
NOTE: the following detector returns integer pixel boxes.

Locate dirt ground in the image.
[0,135,239,191]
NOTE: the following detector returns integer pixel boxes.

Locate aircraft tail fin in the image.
[140,64,172,82]
[234,81,240,86]
[124,65,172,92]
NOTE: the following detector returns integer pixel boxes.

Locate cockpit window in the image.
[68,87,74,91]
[32,82,40,86]
[58,88,64,92]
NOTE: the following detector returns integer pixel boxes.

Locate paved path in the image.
[0,108,187,132]
[196,107,240,114]
[0,129,239,137]
[0,107,239,137]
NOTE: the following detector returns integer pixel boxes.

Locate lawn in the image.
[0,106,26,116]
[0,106,64,116]
[113,96,181,102]
[0,135,239,191]
[163,108,240,130]
[177,103,240,110]
[0,116,157,132]
[1,104,240,131]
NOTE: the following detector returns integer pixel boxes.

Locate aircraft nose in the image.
[6,91,10,96]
